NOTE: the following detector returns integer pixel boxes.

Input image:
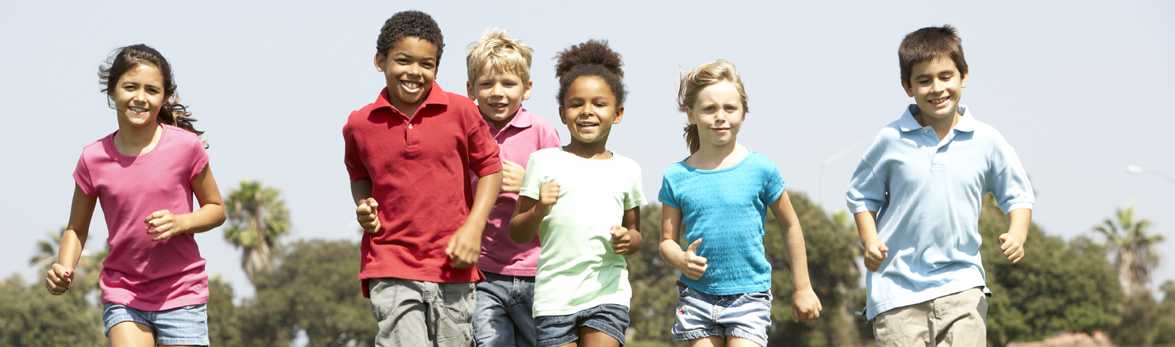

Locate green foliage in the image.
[980,197,1121,346]
[224,180,292,283]
[236,239,376,346]
[0,275,103,347]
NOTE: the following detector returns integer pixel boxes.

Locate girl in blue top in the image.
[657,60,822,347]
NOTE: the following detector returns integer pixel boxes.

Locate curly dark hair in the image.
[99,44,203,135]
[555,40,626,108]
[377,10,445,62]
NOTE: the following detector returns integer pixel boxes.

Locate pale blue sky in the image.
[2,1,1172,298]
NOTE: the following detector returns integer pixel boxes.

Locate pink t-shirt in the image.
[73,124,210,311]
[478,108,561,277]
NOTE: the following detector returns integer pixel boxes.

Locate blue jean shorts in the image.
[672,283,772,347]
[103,303,209,346]
[535,304,629,347]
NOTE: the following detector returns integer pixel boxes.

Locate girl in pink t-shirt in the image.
[45,44,226,347]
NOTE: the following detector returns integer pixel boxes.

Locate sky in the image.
[1,1,1172,299]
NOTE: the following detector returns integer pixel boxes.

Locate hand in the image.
[500,160,525,193]
[680,239,708,280]
[145,210,190,241]
[864,241,888,271]
[999,232,1025,263]
[446,224,481,269]
[792,287,823,320]
[45,263,73,295]
[610,226,638,255]
[537,179,560,213]
[356,198,381,234]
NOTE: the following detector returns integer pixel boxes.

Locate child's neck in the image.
[915,110,960,140]
[563,141,612,160]
[689,142,746,170]
[114,122,163,156]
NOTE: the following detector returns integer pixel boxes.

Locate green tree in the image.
[207,276,244,346]
[235,239,375,346]
[0,275,103,347]
[1093,206,1165,298]
[981,196,1121,346]
[28,230,61,271]
[224,180,291,283]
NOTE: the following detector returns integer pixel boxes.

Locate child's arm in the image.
[446,172,502,268]
[46,185,97,295]
[509,180,559,244]
[854,211,888,272]
[350,180,381,233]
[145,165,226,241]
[610,207,641,255]
[771,192,823,320]
[658,204,707,279]
[999,208,1031,263]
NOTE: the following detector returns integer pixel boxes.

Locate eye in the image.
[145,86,161,94]
[421,61,436,69]
[724,105,740,113]
[395,58,410,65]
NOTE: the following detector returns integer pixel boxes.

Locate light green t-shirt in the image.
[520,148,645,317]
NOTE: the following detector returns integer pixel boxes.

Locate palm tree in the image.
[1094,206,1165,297]
[29,230,63,271]
[224,180,290,284]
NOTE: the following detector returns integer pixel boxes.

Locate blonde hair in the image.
[677,59,749,153]
[465,29,534,94]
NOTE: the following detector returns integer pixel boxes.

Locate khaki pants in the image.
[369,278,476,347]
[872,288,988,347]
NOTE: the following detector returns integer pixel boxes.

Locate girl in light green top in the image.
[509,40,643,347]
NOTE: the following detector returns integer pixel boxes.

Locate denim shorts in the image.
[103,303,209,346]
[672,283,772,347]
[473,272,537,347]
[535,304,629,347]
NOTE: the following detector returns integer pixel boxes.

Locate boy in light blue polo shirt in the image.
[846,25,1035,347]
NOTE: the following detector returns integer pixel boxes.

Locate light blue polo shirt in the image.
[846,105,1035,320]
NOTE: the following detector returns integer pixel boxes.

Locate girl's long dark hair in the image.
[99,44,203,135]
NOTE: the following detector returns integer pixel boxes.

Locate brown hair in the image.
[899,25,968,89]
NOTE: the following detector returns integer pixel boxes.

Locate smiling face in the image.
[110,63,166,129]
[688,81,746,149]
[470,67,532,128]
[904,55,967,122]
[560,75,623,145]
[376,36,439,115]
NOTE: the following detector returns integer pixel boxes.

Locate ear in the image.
[612,106,625,125]
[374,53,386,72]
[961,73,968,89]
[522,80,534,101]
[902,80,914,98]
[466,80,474,98]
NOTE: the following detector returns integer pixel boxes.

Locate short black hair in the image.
[376,10,445,62]
[555,40,626,108]
[899,25,968,88]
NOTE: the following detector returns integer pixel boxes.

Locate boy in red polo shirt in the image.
[342,10,503,346]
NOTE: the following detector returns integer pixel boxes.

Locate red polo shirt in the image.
[343,82,501,295]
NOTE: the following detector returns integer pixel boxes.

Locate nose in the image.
[930,79,946,94]
[489,83,504,97]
